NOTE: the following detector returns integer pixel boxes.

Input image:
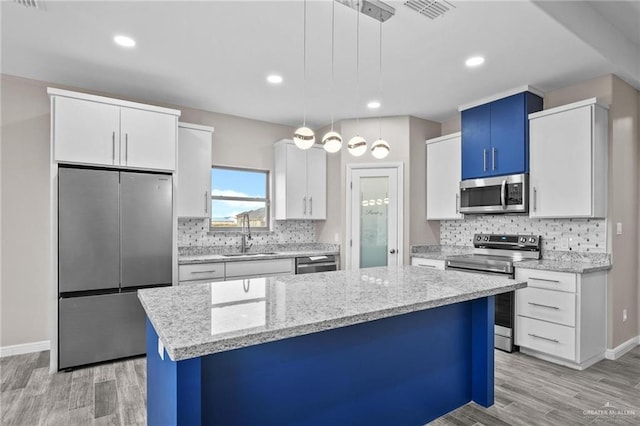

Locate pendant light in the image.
[321,0,343,154]
[347,1,367,157]
[371,13,390,159]
[293,0,315,150]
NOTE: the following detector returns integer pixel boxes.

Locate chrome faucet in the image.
[240,213,252,253]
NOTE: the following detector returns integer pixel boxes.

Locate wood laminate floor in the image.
[1,346,638,425]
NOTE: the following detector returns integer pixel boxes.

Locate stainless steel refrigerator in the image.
[58,167,172,369]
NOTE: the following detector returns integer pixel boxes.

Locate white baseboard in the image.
[0,340,50,358]
[605,335,640,360]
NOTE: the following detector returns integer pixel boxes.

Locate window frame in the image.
[209,165,271,232]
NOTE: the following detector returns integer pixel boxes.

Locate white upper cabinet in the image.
[426,132,463,220]
[177,123,214,218]
[49,88,180,171]
[52,96,121,166]
[529,98,608,218]
[119,107,177,171]
[274,140,327,220]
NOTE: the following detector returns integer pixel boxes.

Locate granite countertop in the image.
[178,243,340,265]
[411,245,611,274]
[138,265,526,361]
[513,259,611,273]
[179,249,339,265]
[410,245,474,261]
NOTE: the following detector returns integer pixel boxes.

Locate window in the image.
[210,167,270,230]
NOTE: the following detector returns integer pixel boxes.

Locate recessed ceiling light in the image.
[465,56,485,67]
[114,35,136,48]
[267,74,283,84]
[367,101,381,109]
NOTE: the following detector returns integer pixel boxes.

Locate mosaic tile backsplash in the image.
[178,218,316,247]
[440,215,607,253]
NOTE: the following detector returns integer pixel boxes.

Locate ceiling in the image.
[2,1,639,128]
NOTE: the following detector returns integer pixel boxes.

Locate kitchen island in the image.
[138,266,526,425]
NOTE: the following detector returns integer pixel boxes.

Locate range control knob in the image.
[476,235,482,241]
[484,236,489,241]
[529,237,537,244]
[519,236,526,243]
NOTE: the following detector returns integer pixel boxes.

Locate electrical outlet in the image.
[334,233,340,243]
[616,222,623,235]
[623,309,628,322]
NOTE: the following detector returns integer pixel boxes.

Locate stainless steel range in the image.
[445,233,541,352]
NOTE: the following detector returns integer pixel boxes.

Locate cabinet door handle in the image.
[483,149,487,172]
[528,333,559,343]
[303,197,307,215]
[125,133,129,164]
[309,197,313,216]
[492,147,496,171]
[455,193,460,214]
[204,191,208,213]
[191,270,218,274]
[533,187,537,212]
[112,132,116,164]
[418,264,436,268]
[528,302,560,310]
[529,277,560,283]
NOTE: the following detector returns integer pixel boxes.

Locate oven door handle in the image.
[500,179,507,210]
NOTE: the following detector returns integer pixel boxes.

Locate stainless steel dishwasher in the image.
[295,255,338,274]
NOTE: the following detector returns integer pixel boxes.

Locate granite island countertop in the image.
[138,266,526,361]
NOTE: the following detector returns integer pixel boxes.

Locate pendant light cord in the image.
[355,1,360,129]
[303,0,307,127]
[379,16,382,138]
[330,0,335,132]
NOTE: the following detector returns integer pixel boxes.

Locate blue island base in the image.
[147,296,495,425]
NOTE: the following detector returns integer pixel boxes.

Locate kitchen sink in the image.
[222,252,279,257]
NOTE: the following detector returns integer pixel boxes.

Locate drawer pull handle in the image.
[528,333,559,343]
[191,270,218,274]
[529,277,560,283]
[418,264,436,268]
[528,302,560,310]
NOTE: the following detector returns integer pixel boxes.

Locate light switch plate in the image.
[616,222,622,235]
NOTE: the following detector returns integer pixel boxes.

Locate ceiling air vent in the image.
[13,0,40,8]
[404,0,455,20]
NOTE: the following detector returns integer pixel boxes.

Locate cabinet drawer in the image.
[516,268,576,293]
[225,258,293,278]
[179,263,225,282]
[410,257,445,270]
[516,287,576,326]
[516,316,575,361]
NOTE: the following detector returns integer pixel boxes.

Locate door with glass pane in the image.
[349,167,399,269]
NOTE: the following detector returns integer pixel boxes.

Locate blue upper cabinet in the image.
[461,91,543,180]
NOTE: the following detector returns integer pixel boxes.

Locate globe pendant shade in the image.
[371,138,390,159]
[347,135,367,157]
[293,126,315,149]
[321,131,343,153]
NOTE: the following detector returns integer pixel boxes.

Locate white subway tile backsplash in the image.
[440,215,607,253]
[178,218,316,247]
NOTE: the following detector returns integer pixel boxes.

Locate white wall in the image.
[1,75,52,348]
[315,115,440,266]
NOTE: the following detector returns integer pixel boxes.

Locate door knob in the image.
[389,249,396,254]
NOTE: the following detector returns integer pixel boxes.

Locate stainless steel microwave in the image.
[459,173,528,214]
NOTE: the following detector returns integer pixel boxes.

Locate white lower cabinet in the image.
[515,268,606,370]
[179,258,294,285]
[179,263,225,284]
[410,257,445,270]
